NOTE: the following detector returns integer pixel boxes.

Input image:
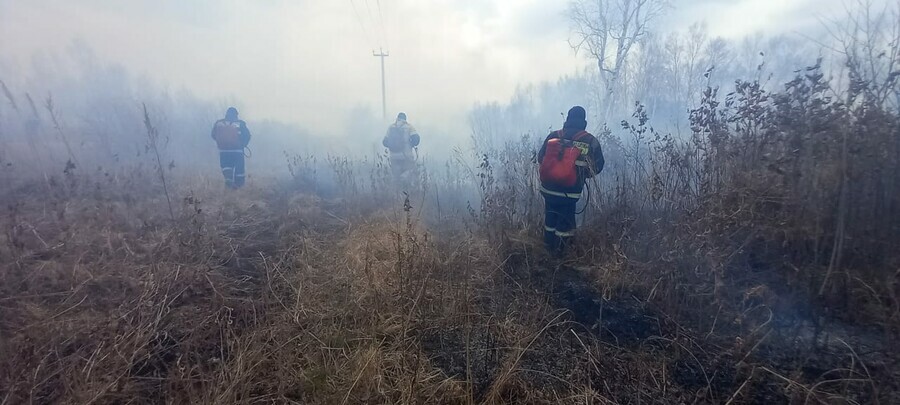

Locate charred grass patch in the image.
[0,59,899,404]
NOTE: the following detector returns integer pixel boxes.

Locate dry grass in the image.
[1,56,898,403]
[0,161,895,404]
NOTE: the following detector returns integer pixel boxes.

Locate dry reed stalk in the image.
[142,103,175,221]
[43,94,78,166]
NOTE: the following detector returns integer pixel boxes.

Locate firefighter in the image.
[537,106,604,257]
[211,107,251,189]
[382,112,420,186]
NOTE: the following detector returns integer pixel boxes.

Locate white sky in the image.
[0,0,880,137]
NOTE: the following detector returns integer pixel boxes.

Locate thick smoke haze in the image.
[1,0,580,149]
[0,0,892,164]
[1,2,899,403]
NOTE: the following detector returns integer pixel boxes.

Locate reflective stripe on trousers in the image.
[219,150,246,188]
[544,225,575,238]
[540,185,581,199]
[542,193,578,256]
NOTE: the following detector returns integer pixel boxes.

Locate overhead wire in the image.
[375,0,389,50]
[363,0,384,50]
[350,0,376,49]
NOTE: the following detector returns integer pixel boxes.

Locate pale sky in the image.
[0,0,875,138]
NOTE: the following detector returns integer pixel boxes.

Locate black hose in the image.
[576,180,590,215]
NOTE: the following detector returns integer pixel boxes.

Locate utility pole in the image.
[373,48,389,120]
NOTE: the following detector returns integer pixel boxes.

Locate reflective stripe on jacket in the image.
[537,128,604,196]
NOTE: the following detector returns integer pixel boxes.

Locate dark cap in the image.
[563,106,587,130]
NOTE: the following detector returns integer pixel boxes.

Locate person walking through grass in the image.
[382,112,420,187]
[537,106,604,257]
[211,107,252,189]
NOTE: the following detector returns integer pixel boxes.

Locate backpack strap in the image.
[556,129,590,141]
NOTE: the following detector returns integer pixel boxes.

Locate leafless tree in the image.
[821,0,900,109]
[568,0,668,122]
[704,37,734,82]
[630,32,666,116]
[683,23,708,108]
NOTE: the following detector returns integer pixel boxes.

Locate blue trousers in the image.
[219,151,245,189]
[542,193,577,256]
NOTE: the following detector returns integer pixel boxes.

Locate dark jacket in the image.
[382,119,420,163]
[211,119,252,149]
[538,127,604,196]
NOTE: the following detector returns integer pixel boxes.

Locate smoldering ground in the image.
[1,0,900,404]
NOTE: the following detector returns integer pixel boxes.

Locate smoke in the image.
[1,0,893,179]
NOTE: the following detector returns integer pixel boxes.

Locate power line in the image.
[375,0,389,50]
[355,0,390,121]
[350,0,375,48]
[363,0,381,48]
